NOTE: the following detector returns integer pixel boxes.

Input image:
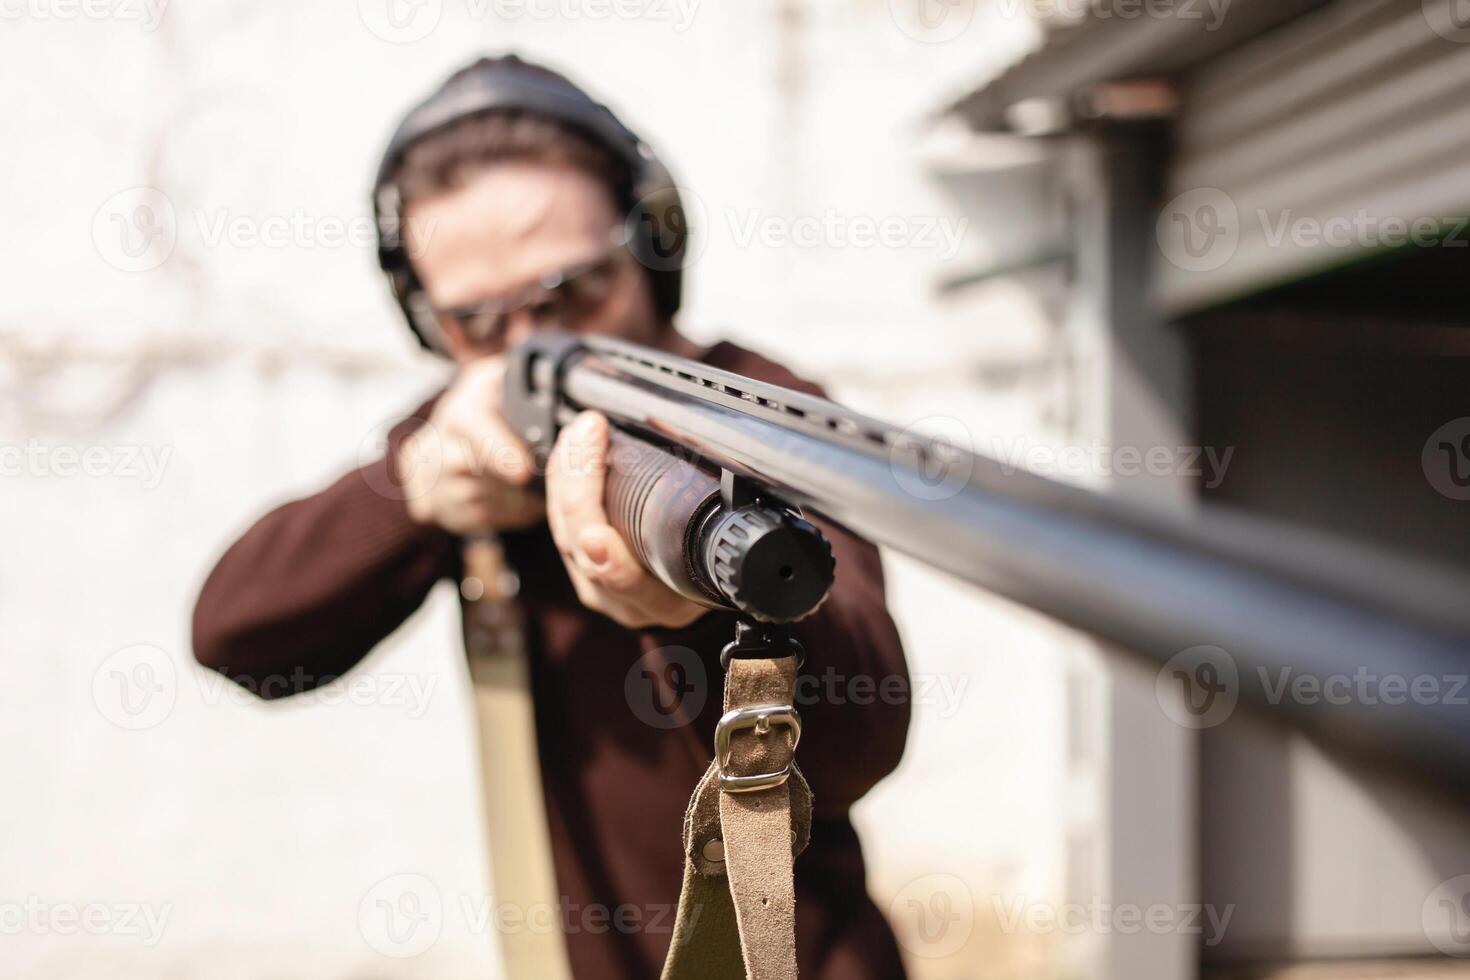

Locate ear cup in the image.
[373,55,686,355]
[624,156,689,316]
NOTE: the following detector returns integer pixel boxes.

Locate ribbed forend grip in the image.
[602,430,724,607]
[604,430,679,573]
[599,429,834,622]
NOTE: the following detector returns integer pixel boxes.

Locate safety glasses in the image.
[425,242,631,348]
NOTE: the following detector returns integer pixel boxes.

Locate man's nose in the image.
[503,313,538,350]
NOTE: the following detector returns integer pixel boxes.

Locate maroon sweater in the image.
[192,341,910,979]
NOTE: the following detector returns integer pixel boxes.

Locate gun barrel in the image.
[503,333,1470,792]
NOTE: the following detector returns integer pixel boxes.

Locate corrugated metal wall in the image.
[1158,0,1470,313]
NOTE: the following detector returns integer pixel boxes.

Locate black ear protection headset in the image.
[373,54,689,355]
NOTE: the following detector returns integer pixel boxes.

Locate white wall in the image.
[0,3,1111,977]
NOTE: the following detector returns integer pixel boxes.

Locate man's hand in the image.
[398,357,546,535]
[546,410,708,630]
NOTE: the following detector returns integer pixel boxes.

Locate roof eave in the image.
[950,0,1333,131]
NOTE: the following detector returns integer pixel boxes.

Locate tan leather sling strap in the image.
[461,538,574,980]
[661,630,812,980]
[465,538,808,979]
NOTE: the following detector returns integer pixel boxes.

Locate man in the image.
[192,54,910,979]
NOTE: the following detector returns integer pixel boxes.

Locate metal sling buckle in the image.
[714,704,802,793]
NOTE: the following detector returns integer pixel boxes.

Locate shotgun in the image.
[502,330,1470,790]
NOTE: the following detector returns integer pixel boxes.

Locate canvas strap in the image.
[661,643,812,980]
[462,537,574,980]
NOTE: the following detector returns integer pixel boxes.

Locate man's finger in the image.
[577,523,643,591]
[547,411,610,560]
[450,408,534,485]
